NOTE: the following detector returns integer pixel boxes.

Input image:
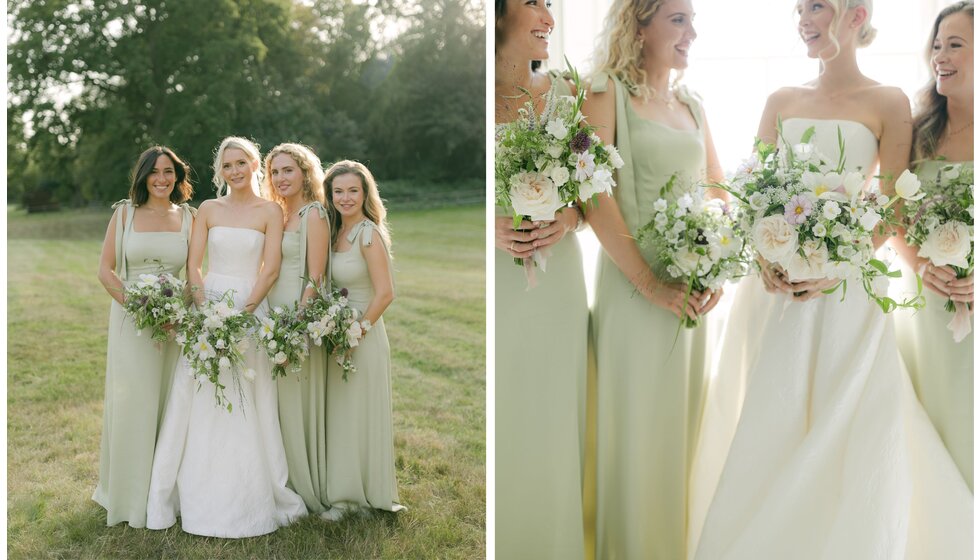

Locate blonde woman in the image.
[894,1,974,490]
[320,160,405,519]
[262,143,331,514]
[691,2,972,558]
[582,0,724,558]
[146,136,307,537]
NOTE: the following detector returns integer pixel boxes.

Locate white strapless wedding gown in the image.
[689,119,973,559]
[146,226,307,537]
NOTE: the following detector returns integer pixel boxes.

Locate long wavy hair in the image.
[324,160,391,250]
[592,0,669,99]
[818,0,877,62]
[212,136,263,197]
[912,1,974,163]
[495,0,543,72]
[261,143,326,209]
[128,146,193,205]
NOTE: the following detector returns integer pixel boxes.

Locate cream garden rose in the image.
[919,221,972,268]
[509,171,563,221]
[753,215,799,263]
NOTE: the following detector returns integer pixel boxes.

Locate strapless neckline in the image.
[782,117,877,140]
[210,225,265,236]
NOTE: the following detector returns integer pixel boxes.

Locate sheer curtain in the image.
[542,0,958,300]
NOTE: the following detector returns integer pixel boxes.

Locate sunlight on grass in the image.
[7,205,486,559]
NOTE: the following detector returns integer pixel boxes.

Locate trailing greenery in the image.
[7,0,486,210]
[7,205,486,559]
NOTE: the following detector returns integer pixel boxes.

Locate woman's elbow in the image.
[378,289,395,308]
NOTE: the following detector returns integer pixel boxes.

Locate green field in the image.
[7,205,486,559]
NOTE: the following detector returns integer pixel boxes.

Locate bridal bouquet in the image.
[258,302,310,378]
[903,162,974,341]
[721,126,923,313]
[494,61,624,284]
[123,273,189,343]
[300,285,361,381]
[176,292,257,412]
[636,178,752,327]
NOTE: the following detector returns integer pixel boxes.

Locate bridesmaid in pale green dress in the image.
[262,143,331,513]
[583,1,725,558]
[321,160,405,519]
[893,1,974,490]
[494,0,589,558]
[93,146,195,527]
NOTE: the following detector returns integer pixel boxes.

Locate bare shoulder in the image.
[583,76,615,112]
[257,198,283,218]
[867,84,910,111]
[764,87,802,111]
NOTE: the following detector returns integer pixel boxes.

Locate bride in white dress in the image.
[146,137,307,537]
[689,2,973,558]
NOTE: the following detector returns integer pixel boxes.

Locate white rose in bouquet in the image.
[752,215,799,263]
[918,221,972,268]
[674,248,703,275]
[510,171,563,221]
[785,239,830,281]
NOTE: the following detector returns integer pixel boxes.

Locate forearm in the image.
[586,197,661,302]
[99,270,126,305]
[360,291,393,325]
[187,268,206,306]
[244,269,280,312]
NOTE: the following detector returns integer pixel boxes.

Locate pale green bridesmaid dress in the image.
[268,201,331,513]
[324,219,405,513]
[894,160,974,490]
[495,74,588,560]
[591,73,709,560]
[92,200,192,527]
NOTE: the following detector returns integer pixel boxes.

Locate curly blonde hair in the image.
[592,0,669,99]
[820,0,877,61]
[324,160,392,250]
[261,143,326,209]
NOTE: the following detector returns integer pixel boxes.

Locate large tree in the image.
[7,0,485,208]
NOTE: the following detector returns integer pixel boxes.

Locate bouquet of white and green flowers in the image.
[722,125,924,313]
[904,161,974,340]
[636,178,752,328]
[257,302,311,378]
[176,292,257,412]
[494,61,624,284]
[123,273,189,343]
[301,286,362,381]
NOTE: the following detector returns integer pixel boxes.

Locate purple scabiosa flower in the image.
[569,130,591,154]
[162,288,174,298]
[783,194,813,225]
[340,288,349,297]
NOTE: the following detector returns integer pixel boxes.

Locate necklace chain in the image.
[948,120,974,136]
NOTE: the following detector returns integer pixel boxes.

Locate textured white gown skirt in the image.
[690,278,973,560]
[146,227,306,537]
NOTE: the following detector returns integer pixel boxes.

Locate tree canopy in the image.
[7,0,486,208]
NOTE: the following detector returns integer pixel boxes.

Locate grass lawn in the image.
[7,204,486,559]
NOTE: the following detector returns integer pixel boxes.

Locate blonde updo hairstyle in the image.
[261,143,326,208]
[821,0,877,61]
[212,136,264,196]
[593,0,672,100]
